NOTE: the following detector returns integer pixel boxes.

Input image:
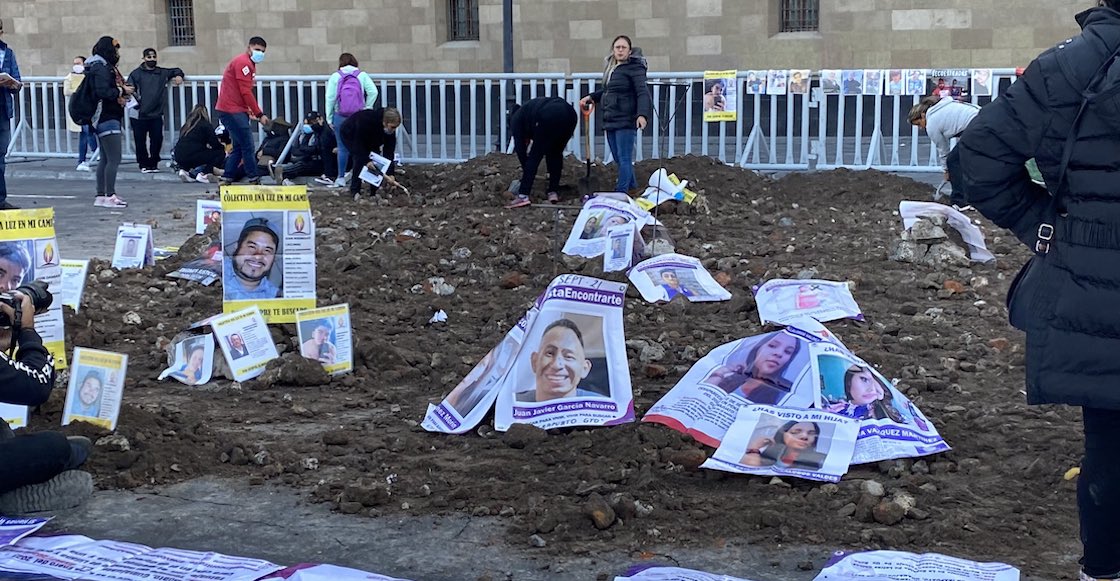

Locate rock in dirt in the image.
[501,424,548,449]
[584,493,616,530]
[247,352,330,389]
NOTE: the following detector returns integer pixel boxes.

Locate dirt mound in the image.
[22,154,1079,576]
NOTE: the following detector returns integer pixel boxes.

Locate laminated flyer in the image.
[494,275,634,431]
[221,185,315,323]
[811,342,949,463]
[629,253,732,303]
[62,347,127,431]
[196,199,223,234]
[422,307,535,435]
[211,306,279,382]
[701,70,737,122]
[753,279,863,326]
[643,326,825,447]
[702,405,859,483]
[59,259,89,312]
[295,304,353,375]
[0,208,67,367]
[815,550,1019,581]
[157,334,215,386]
[562,197,656,259]
[110,223,154,270]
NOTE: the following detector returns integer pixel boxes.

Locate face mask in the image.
[250,50,265,64]
[72,65,84,74]
[302,125,313,135]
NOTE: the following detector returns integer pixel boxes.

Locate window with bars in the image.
[447,0,479,42]
[779,0,819,33]
[168,0,196,47]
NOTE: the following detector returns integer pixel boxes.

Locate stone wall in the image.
[1,0,1090,77]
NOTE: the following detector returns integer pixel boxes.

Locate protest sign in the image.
[358,152,394,187]
[788,70,810,95]
[196,200,223,234]
[862,69,884,95]
[702,70,737,122]
[221,185,315,323]
[157,334,215,386]
[211,306,279,382]
[928,69,970,98]
[603,223,636,273]
[494,275,634,431]
[110,223,154,270]
[629,254,731,303]
[167,242,222,286]
[563,197,656,259]
[702,405,859,483]
[0,534,282,581]
[743,70,767,95]
[904,69,927,96]
[819,70,841,94]
[971,68,993,97]
[0,518,49,547]
[643,327,821,447]
[615,564,758,581]
[753,279,863,326]
[765,70,787,95]
[885,70,905,96]
[296,304,353,375]
[62,348,127,431]
[0,403,28,430]
[423,308,534,434]
[815,550,1020,581]
[59,259,89,312]
[811,342,949,463]
[899,201,995,262]
[0,208,67,368]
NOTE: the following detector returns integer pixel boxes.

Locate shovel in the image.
[577,103,594,198]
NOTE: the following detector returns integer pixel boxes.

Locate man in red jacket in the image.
[216,37,270,186]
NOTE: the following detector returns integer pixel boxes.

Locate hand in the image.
[636,116,647,130]
[0,292,37,331]
[172,76,184,86]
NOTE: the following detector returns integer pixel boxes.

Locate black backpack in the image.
[68,71,100,126]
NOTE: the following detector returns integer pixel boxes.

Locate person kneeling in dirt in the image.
[338,106,401,197]
[0,290,93,514]
[504,96,578,209]
[908,95,979,211]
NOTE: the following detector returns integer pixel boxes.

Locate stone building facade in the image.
[2,0,1090,77]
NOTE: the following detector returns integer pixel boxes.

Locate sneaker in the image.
[314,176,335,186]
[75,162,91,172]
[331,177,346,188]
[504,195,531,209]
[64,436,92,470]
[178,169,191,183]
[0,470,93,514]
[196,173,211,184]
[547,191,560,204]
[94,194,127,208]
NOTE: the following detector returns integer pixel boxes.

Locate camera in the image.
[0,280,53,327]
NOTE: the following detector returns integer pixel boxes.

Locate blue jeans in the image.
[78,125,98,163]
[333,113,350,180]
[219,112,257,180]
[0,116,9,203]
[606,128,637,192]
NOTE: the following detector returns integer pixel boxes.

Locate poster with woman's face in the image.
[698,330,813,409]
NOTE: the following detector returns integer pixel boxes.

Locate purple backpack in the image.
[336,70,365,117]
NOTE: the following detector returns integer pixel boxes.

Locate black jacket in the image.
[339,108,397,173]
[0,329,57,407]
[126,64,185,120]
[957,7,1120,409]
[84,56,124,125]
[510,97,578,152]
[586,48,652,131]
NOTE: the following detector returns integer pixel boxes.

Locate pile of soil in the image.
[27,153,1080,577]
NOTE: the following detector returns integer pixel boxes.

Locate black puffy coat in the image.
[957,7,1120,410]
[586,48,652,132]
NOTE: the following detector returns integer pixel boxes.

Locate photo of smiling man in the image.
[222,214,283,301]
[516,315,609,403]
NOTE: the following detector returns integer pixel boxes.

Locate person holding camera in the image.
[0,276,93,513]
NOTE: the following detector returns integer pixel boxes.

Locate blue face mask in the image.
[250,50,265,64]
[302,125,313,135]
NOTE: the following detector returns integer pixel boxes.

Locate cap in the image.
[305,111,321,121]
[239,217,279,247]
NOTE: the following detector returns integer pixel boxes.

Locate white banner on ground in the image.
[157,334,215,386]
[815,550,1020,581]
[753,279,862,326]
[615,565,757,581]
[0,403,27,430]
[196,200,223,234]
[899,201,995,262]
[494,275,634,431]
[110,223,154,270]
[422,307,536,435]
[0,518,49,547]
[702,406,859,483]
[296,304,353,375]
[59,259,89,312]
[643,326,824,447]
[603,223,637,273]
[211,306,279,382]
[62,347,127,431]
[810,342,949,463]
[0,534,282,581]
[629,253,732,303]
[562,197,656,259]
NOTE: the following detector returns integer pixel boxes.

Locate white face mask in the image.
[72,65,84,74]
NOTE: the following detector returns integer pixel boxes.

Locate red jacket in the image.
[215,52,262,117]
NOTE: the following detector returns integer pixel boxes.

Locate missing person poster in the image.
[221,185,315,323]
[196,200,222,235]
[493,275,634,431]
[811,342,949,463]
[702,406,859,483]
[563,196,656,259]
[422,307,536,435]
[211,305,279,382]
[0,208,67,368]
[110,223,154,270]
[62,347,127,431]
[157,334,215,386]
[295,304,353,375]
[643,326,825,448]
[59,259,89,312]
[702,70,737,122]
[629,253,732,303]
[753,279,863,326]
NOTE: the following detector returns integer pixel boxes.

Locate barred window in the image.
[779,0,819,33]
[448,0,479,42]
[168,0,196,47]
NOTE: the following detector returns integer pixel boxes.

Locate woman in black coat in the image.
[579,35,651,194]
[956,4,1120,579]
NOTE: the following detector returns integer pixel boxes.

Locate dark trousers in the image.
[131,117,165,170]
[0,431,71,494]
[219,112,258,180]
[1080,407,1120,578]
[515,140,564,198]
